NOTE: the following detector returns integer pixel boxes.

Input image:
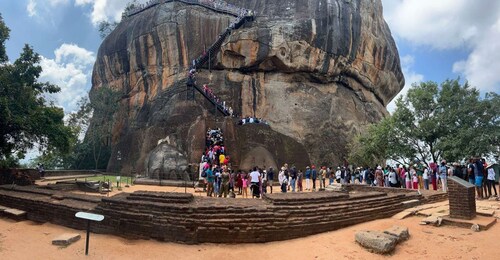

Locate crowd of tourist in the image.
[197,156,499,201]
[201,84,234,116]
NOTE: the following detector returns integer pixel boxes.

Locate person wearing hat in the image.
[305,166,311,191]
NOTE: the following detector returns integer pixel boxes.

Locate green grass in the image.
[76,175,133,187]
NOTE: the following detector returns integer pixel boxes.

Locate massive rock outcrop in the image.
[90,0,404,175]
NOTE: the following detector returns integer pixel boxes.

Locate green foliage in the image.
[98,21,118,39]
[84,87,120,169]
[349,79,500,166]
[98,1,139,39]
[0,15,75,167]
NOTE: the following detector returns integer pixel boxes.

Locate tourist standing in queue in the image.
[473,158,484,199]
[416,165,424,190]
[279,167,287,193]
[423,166,430,190]
[318,166,325,190]
[267,167,274,194]
[335,167,342,184]
[438,160,448,192]
[405,166,412,190]
[467,158,475,185]
[375,166,384,187]
[236,170,243,195]
[297,169,303,192]
[289,166,297,192]
[249,167,261,198]
[220,166,230,197]
[311,165,317,191]
[242,175,249,198]
[399,166,406,188]
[305,166,311,191]
[412,171,419,190]
[388,167,398,187]
[486,165,497,198]
[206,167,215,197]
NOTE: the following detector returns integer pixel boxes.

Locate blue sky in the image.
[0,0,499,115]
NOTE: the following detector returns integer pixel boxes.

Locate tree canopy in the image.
[0,14,74,167]
[348,79,500,166]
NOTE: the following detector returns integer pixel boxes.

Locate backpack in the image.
[201,169,207,178]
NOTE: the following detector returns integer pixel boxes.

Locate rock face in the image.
[90,0,404,174]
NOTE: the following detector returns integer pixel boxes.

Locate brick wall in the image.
[0,185,423,244]
[447,176,476,220]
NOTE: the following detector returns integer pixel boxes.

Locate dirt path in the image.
[1,205,498,260]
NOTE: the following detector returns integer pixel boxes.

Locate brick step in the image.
[271,193,411,211]
[274,193,409,207]
[280,199,410,221]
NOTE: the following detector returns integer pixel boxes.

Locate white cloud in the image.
[75,0,148,26]
[382,0,500,92]
[452,18,500,92]
[39,44,95,113]
[387,55,424,113]
[26,0,70,20]
[27,0,37,17]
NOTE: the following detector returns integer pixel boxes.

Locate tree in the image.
[98,0,139,39]
[348,79,500,166]
[32,96,93,169]
[98,21,118,39]
[0,14,74,167]
[86,87,120,169]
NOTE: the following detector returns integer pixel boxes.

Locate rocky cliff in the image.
[90,0,404,175]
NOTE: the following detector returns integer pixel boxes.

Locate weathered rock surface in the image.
[384,225,410,243]
[355,230,397,254]
[90,0,404,174]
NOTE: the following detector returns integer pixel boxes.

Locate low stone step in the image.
[2,208,27,221]
[52,233,81,246]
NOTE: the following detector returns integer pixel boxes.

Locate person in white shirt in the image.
[486,165,497,198]
[423,166,429,190]
[388,168,398,187]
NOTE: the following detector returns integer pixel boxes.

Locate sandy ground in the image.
[1,200,499,260]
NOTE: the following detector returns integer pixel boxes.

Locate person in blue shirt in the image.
[438,160,448,192]
[311,166,317,191]
[206,168,214,197]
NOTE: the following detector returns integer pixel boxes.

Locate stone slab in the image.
[392,210,414,220]
[3,208,27,221]
[420,216,442,226]
[384,226,410,243]
[355,230,397,254]
[476,208,495,217]
[52,233,81,246]
[0,205,7,212]
[417,206,449,217]
[441,215,496,231]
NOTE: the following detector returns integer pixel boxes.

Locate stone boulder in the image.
[146,143,189,179]
[383,226,410,243]
[355,230,397,254]
[90,0,404,173]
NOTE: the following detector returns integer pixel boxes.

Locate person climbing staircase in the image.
[184,1,254,117]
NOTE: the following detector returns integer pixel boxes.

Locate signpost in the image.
[75,212,104,256]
